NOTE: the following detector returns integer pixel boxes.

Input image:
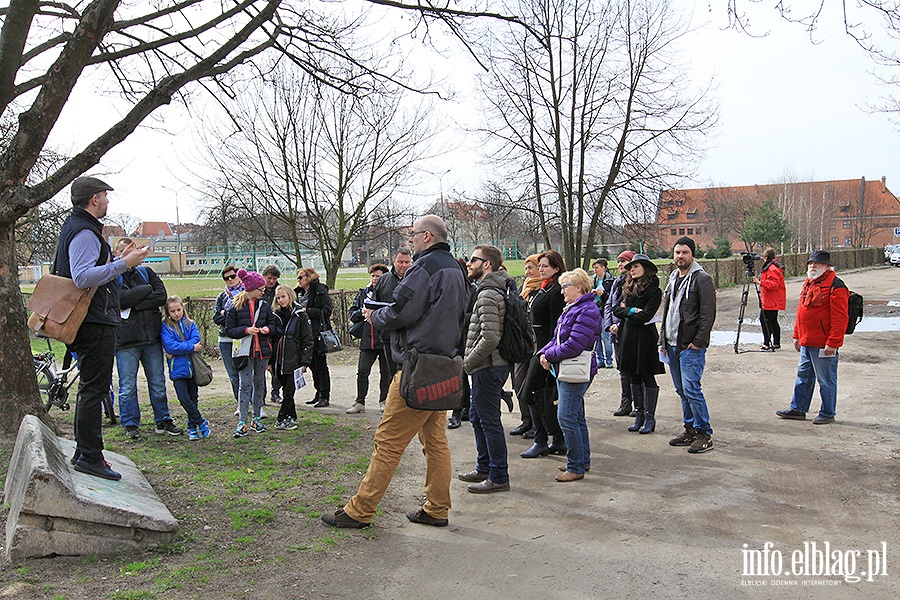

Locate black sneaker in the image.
[123,426,140,440]
[775,409,807,420]
[73,458,122,481]
[406,508,448,527]
[155,421,183,436]
[321,508,369,529]
[812,415,835,425]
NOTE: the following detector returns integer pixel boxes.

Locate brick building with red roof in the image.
[657,176,900,251]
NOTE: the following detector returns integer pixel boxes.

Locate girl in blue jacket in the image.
[161,296,211,440]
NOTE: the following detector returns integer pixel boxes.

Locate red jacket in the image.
[793,270,849,348]
[759,260,786,311]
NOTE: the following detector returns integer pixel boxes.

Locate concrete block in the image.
[3,415,179,560]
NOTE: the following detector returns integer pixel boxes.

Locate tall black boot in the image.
[639,387,658,434]
[613,395,632,417]
[628,384,645,432]
[619,370,636,416]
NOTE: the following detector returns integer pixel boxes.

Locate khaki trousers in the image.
[344,371,452,522]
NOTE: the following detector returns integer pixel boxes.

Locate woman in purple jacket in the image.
[539,268,603,482]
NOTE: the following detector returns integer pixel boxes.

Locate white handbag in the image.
[553,324,592,383]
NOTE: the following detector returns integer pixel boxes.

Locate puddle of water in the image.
[712,317,900,346]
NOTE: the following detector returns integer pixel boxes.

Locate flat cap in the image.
[71,176,113,205]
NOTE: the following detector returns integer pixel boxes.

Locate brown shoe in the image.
[406,508,448,528]
[687,431,713,454]
[467,479,510,494]
[457,469,488,483]
[669,425,698,447]
[555,471,584,482]
[321,508,370,529]
[558,465,590,472]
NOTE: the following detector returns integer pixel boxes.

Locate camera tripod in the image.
[733,267,770,354]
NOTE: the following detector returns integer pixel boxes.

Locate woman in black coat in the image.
[612,254,665,435]
[520,250,567,458]
[271,285,314,429]
[294,267,334,408]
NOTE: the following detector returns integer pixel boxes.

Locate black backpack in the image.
[480,285,535,363]
[832,278,863,335]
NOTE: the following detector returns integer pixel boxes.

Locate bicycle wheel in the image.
[35,364,57,412]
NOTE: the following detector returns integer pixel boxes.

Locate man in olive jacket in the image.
[460,244,511,494]
[114,238,180,440]
[659,237,716,454]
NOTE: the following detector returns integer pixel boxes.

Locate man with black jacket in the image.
[371,248,412,377]
[322,215,468,529]
[115,238,181,440]
[58,177,149,480]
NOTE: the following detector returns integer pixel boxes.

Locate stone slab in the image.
[4,415,178,560]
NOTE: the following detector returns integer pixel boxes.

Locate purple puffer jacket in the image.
[540,293,604,378]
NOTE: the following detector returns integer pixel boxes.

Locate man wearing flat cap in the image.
[775,250,849,425]
[659,236,717,453]
[56,176,149,480]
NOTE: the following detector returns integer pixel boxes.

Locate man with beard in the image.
[659,237,716,454]
[775,250,849,425]
[372,248,413,387]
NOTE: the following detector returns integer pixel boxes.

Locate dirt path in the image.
[299,265,900,599]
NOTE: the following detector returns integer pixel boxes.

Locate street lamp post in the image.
[162,184,190,277]
[437,168,451,215]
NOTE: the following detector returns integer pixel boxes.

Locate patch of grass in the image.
[121,558,160,576]
[108,591,156,600]
[234,536,255,544]
[312,532,347,552]
[229,507,275,530]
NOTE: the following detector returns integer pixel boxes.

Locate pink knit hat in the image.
[237,268,265,292]
[617,250,636,262]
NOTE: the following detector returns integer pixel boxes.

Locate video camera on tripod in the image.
[734,251,767,353]
[740,251,762,275]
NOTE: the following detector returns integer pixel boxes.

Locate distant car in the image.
[886,245,896,261]
[891,249,900,267]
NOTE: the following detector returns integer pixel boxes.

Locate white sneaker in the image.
[260,407,267,419]
[346,403,366,414]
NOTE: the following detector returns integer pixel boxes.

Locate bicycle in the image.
[33,337,117,424]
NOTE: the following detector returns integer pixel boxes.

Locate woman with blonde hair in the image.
[538,268,603,481]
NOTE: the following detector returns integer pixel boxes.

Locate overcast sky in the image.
[51,2,900,225]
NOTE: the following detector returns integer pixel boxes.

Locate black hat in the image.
[807,250,832,265]
[673,236,696,255]
[71,176,113,205]
[623,253,658,274]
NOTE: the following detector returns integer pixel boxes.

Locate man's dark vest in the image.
[54,207,120,327]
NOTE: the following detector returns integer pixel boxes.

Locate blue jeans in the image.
[116,342,171,429]
[238,357,268,422]
[557,379,592,474]
[173,377,204,428]
[790,346,839,418]
[595,330,614,367]
[666,345,712,435]
[219,341,240,401]
[469,365,510,484]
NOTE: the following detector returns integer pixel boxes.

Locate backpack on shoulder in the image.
[481,285,535,363]
[832,277,863,335]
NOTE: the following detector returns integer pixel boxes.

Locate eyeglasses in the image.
[224,274,237,281]
[297,275,306,280]
[467,256,486,264]
[561,283,575,289]
[409,230,429,238]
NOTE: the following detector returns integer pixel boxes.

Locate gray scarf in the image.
[664,260,706,344]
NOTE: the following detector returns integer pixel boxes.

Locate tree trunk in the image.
[0,224,57,435]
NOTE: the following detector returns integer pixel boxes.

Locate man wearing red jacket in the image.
[776,250,849,425]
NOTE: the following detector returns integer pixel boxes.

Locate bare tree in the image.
[478,0,716,269]
[196,64,438,288]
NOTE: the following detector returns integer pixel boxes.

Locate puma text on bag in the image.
[27,275,97,345]
[399,347,464,411]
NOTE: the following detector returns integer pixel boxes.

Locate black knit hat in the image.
[673,236,696,256]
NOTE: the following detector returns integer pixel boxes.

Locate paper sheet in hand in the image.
[364,299,394,310]
[294,368,307,389]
